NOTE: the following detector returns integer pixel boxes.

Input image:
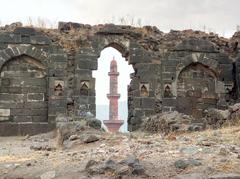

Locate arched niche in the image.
[176,62,218,118]
[0,54,48,123]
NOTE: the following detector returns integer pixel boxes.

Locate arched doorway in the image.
[176,62,218,118]
[0,55,48,122]
[93,47,134,132]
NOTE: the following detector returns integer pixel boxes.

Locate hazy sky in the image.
[0,0,239,36]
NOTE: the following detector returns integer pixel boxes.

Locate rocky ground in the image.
[1,125,240,179]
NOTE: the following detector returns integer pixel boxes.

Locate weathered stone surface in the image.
[83,134,100,143]
[85,155,145,177]
[14,27,36,35]
[0,22,239,135]
[174,158,202,170]
[208,173,240,179]
[86,118,102,129]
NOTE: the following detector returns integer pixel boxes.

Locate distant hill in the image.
[96,101,128,132]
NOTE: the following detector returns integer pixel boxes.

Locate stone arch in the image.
[0,46,49,123]
[0,45,49,71]
[102,42,129,59]
[176,62,218,118]
[176,54,219,79]
[93,41,134,132]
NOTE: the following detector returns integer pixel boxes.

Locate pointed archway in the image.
[93,47,134,132]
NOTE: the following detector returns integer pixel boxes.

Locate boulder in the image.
[85,155,145,177]
[174,158,202,170]
[83,134,100,143]
[86,118,102,129]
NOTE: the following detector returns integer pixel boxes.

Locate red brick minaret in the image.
[103,57,124,132]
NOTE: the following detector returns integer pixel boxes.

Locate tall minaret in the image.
[103,57,124,132]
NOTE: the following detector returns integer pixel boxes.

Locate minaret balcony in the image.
[108,72,119,76]
[107,94,120,99]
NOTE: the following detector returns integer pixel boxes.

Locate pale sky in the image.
[0,0,239,37]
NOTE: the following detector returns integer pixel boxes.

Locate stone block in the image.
[4,48,15,58]
[7,77,46,87]
[19,123,55,136]
[144,109,155,116]
[0,94,24,103]
[48,116,56,123]
[22,87,47,93]
[75,69,92,77]
[14,27,36,35]
[163,106,172,112]
[129,51,152,64]
[0,117,9,121]
[162,98,177,106]
[135,63,160,80]
[30,35,52,45]
[0,123,19,136]
[48,99,66,108]
[76,59,97,70]
[0,43,7,50]
[0,87,23,94]
[0,109,10,117]
[164,66,176,73]
[27,93,44,102]
[10,108,47,116]
[132,98,141,108]
[51,62,67,69]
[140,97,155,109]
[0,33,21,43]
[75,53,98,62]
[48,107,66,116]
[13,116,32,122]
[162,72,175,80]
[32,116,48,122]
[49,69,67,77]
[133,109,145,119]
[162,59,179,66]
[25,101,47,109]
[0,51,11,61]
[0,102,24,109]
[174,38,218,53]
[49,54,67,62]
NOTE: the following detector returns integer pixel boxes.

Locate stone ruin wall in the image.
[0,22,239,135]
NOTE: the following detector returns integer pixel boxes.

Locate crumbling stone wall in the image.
[0,22,239,135]
[162,38,234,118]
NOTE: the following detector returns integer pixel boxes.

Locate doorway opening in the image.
[93,47,134,132]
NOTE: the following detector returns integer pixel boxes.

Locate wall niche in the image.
[140,82,149,97]
[54,80,64,96]
[80,80,90,96]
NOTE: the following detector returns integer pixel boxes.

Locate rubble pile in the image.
[140,111,200,134]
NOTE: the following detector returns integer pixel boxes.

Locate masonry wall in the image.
[0,23,239,135]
